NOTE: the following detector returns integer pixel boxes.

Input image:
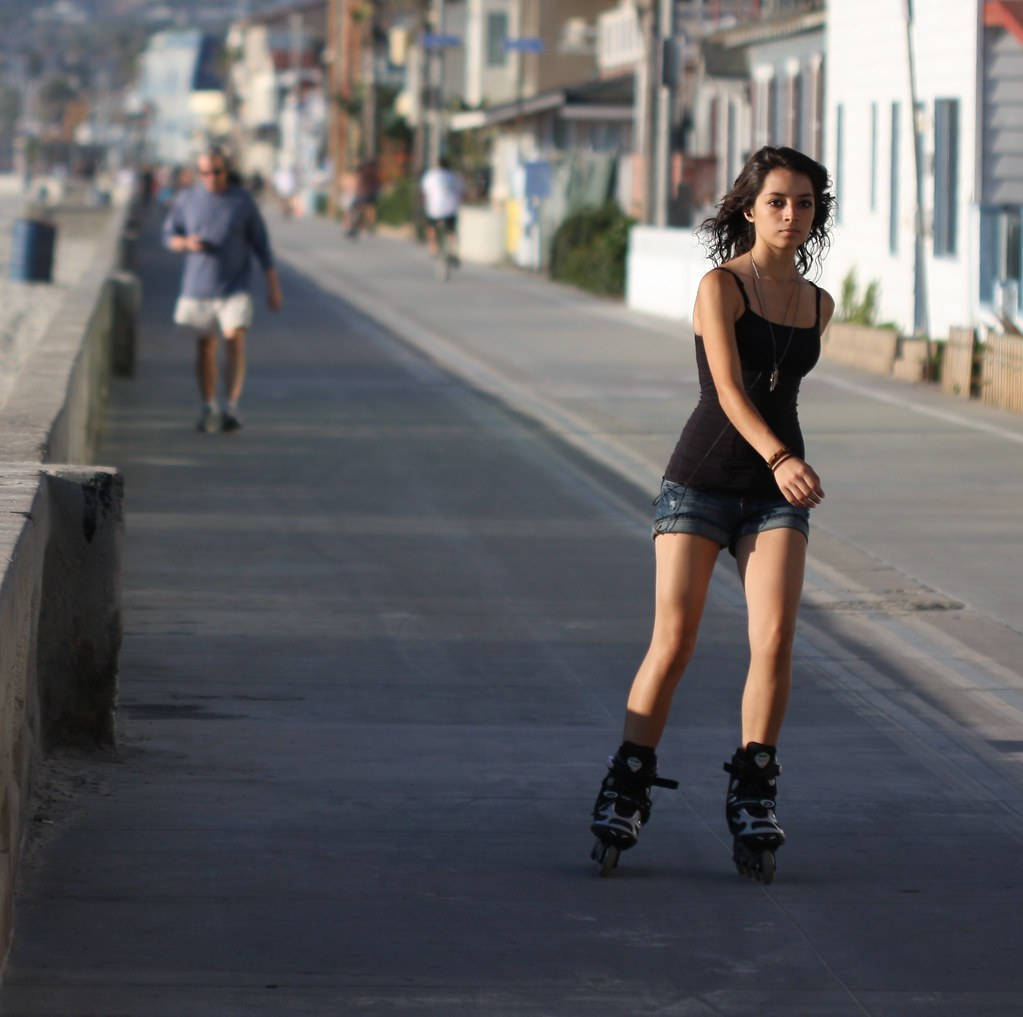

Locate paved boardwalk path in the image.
[1,213,1021,1016]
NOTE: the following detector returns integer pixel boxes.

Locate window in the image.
[870,102,878,212]
[834,103,844,224]
[979,207,1021,306]
[486,12,508,67]
[933,98,960,256]
[890,102,900,254]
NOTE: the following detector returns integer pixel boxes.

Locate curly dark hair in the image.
[699,146,835,276]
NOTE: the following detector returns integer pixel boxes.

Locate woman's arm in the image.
[696,270,784,463]
[696,271,824,507]
[819,289,836,333]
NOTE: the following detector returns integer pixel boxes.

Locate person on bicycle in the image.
[420,156,463,262]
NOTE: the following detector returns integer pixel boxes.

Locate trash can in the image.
[9,217,56,283]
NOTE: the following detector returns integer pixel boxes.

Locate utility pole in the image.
[326,0,360,215]
[326,0,342,214]
[903,0,929,339]
[652,0,675,228]
[428,0,445,167]
[362,2,378,160]
[633,0,656,223]
[411,0,428,174]
[289,11,304,191]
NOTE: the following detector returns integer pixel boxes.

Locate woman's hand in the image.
[773,456,824,508]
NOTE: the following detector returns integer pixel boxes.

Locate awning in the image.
[449,74,634,133]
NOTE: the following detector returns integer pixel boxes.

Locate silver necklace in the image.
[749,253,800,392]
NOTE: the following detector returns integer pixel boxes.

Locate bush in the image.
[376,176,417,226]
[838,269,881,326]
[549,202,635,297]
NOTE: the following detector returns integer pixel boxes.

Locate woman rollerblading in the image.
[587,146,835,880]
[590,743,678,876]
[724,743,785,883]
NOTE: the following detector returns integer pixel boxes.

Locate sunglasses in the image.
[200,168,226,177]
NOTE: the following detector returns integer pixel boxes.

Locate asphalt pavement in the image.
[1,209,1022,1016]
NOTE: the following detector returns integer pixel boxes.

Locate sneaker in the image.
[197,405,220,433]
[221,408,243,432]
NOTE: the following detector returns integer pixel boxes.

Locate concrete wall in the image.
[458,205,506,264]
[0,200,136,973]
[625,224,708,321]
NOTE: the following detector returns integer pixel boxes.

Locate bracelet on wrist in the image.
[769,453,794,472]
[766,447,791,470]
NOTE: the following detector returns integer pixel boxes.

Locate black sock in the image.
[616,741,657,769]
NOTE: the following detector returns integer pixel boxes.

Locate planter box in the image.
[458,205,506,266]
[892,338,930,382]
[821,322,899,375]
[941,327,976,398]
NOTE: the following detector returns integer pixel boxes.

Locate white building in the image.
[694,7,825,215]
[225,2,327,185]
[136,30,227,165]
[824,1,1016,338]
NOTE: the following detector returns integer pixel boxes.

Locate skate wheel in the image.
[757,850,776,885]
[734,849,776,884]
[591,840,620,876]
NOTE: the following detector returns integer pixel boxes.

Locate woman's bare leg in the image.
[623,533,721,747]
[735,527,807,747]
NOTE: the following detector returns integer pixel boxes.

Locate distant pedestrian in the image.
[590,146,836,883]
[273,165,297,217]
[420,156,463,263]
[345,158,379,238]
[163,146,283,433]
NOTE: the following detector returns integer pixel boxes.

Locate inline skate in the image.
[590,744,678,876]
[723,742,785,884]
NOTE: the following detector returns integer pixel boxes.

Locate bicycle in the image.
[432,219,458,282]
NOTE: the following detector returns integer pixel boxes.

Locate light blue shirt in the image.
[163,184,274,299]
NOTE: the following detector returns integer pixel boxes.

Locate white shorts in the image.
[173,293,253,336]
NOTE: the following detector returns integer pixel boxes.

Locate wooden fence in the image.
[980,332,1023,413]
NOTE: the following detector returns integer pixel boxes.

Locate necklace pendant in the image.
[769,367,779,391]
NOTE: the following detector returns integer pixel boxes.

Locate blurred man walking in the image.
[163,146,283,433]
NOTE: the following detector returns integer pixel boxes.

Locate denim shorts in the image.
[651,479,809,556]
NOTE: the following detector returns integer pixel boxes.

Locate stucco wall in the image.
[824,0,980,337]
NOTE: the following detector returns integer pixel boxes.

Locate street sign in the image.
[422,33,462,50]
[503,36,544,53]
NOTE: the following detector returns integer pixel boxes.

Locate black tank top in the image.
[663,267,821,497]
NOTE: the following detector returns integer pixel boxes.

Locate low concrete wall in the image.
[0,197,137,972]
[820,322,899,375]
[458,205,506,266]
[941,328,976,399]
[625,225,707,321]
